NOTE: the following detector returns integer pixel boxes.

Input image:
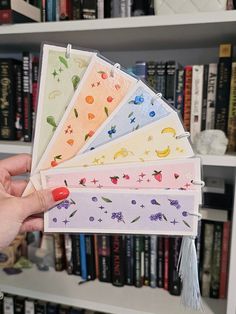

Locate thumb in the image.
[18,187,70,220]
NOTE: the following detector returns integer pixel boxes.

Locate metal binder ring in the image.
[191,180,205,187]
[0,290,4,299]
[110,63,121,77]
[65,44,72,59]
[188,212,202,221]
[175,132,190,139]
[151,93,163,105]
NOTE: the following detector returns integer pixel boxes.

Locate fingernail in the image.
[52,187,70,201]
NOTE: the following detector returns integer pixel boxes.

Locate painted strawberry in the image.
[110,176,119,184]
[79,178,86,186]
[152,170,162,182]
[123,174,130,180]
[107,96,113,103]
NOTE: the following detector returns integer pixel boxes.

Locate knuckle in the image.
[35,190,47,212]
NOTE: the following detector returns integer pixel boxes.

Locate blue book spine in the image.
[79,234,87,280]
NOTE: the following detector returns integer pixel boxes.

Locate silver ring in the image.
[175,132,190,139]
[151,93,162,105]
[110,63,121,77]
[65,44,72,59]
[0,290,4,299]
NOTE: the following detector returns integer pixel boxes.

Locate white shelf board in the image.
[0,141,32,155]
[0,11,236,52]
[0,267,226,314]
[199,154,236,167]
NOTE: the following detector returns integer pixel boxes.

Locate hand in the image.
[0,154,69,249]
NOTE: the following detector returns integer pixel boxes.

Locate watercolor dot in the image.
[53,218,57,223]
[149,111,155,117]
[85,95,94,104]
[151,199,157,205]
[131,200,136,205]
[92,197,98,202]
[182,211,188,217]
[89,216,95,221]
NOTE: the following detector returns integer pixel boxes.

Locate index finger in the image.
[0,154,32,176]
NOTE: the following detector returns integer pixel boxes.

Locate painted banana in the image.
[161,127,176,137]
[155,146,171,158]
[113,148,134,160]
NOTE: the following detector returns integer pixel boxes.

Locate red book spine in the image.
[164,237,169,290]
[183,65,193,131]
[59,0,70,20]
[0,9,12,24]
[219,221,231,298]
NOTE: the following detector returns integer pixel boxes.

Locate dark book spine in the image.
[135,61,146,80]
[0,9,12,24]
[85,234,96,280]
[125,235,134,285]
[183,65,192,131]
[164,237,169,290]
[227,62,236,152]
[111,235,125,287]
[134,235,144,288]
[22,52,33,142]
[210,222,223,298]
[14,62,23,140]
[157,236,164,288]
[215,44,232,133]
[64,234,73,275]
[14,296,25,314]
[201,64,209,131]
[71,234,81,276]
[41,0,46,22]
[35,301,47,314]
[150,235,157,288]
[58,305,70,314]
[82,0,97,19]
[104,0,111,18]
[132,0,146,16]
[146,61,157,90]
[168,237,182,296]
[72,0,82,19]
[32,56,39,133]
[0,0,10,9]
[156,62,166,97]
[174,68,185,118]
[97,235,111,282]
[46,303,59,314]
[79,234,87,280]
[54,233,65,271]
[143,235,150,286]
[165,61,177,107]
[0,60,16,140]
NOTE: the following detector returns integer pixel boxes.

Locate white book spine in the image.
[3,296,14,314]
[25,300,35,314]
[206,63,218,130]
[97,0,104,19]
[120,0,126,17]
[190,65,204,143]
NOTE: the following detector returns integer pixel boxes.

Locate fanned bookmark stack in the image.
[27,43,204,310]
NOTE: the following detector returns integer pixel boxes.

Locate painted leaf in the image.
[69,210,77,218]
[162,214,168,221]
[183,220,191,228]
[72,75,80,90]
[55,155,62,160]
[59,56,68,68]
[104,106,109,117]
[130,216,140,223]
[74,108,78,118]
[101,197,112,203]
[128,112,134,118]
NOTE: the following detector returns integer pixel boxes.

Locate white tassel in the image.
[178,236,203,311]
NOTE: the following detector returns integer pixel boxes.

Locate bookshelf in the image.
[0,10,236,314]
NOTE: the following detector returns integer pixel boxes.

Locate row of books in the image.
[0,54,39,142]
[132,44,236,152]
[0,294,107,314]
[0,0,155,24]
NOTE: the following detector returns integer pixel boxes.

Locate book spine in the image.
[190,65,204,143]
[219,221,231,298]
[41,0,46,22]
[94,235,99,280]
[146,61,157,90]
[32,56,39,134]
[53,233,65,271]
[134,235,144,288]
[64,234,73,275]
[157,236,164,288]
[183,65,192,131]
[72,0,82,19]
[97,235,111,282]
[97,0,104,19]
[104,0,111,17]
[164,237,169,290]
[210,222,223,298]
[165,60,177,107]
[59,0,70,20]
[35,301,47,314]
[201,221,214,297]
[150,235,157,288]
[168,237,182,296]
[22,52,33,142]
[206,63,218,130]
[111,235,125,287]
[79,234,87,280]
[25,300,34,314]
[125,235,134,285]
[227,62,236,152]
[143,235,150,286]
[82,0,97,19]
[0,9,12,24]
[201,64,209,131]
[0,60,16,140]
[0,0,11,9]
[174,68,185,118]
[3,296,14,314]
[14,62,23,141]
[156,62,166,97]
[120,0,126,17]
[71,234,81,276]
[135,61,146,80]
[14,296,25,314]
[85,234,96,280]
[215,44,232,133]
[126,0,132,17]
[110,0,120,17]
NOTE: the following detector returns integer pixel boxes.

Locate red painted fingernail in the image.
[52,187,70,201]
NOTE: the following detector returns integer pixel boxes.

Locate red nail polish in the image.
[52,187,69,201]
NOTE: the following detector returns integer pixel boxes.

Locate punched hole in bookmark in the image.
[65,44,72,59]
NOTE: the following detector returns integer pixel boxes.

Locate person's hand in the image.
[0,154,69,249]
